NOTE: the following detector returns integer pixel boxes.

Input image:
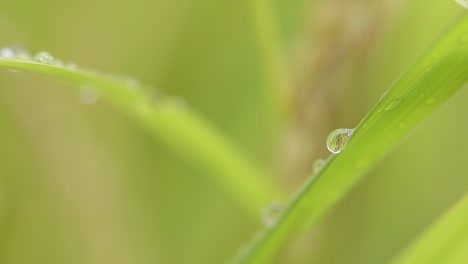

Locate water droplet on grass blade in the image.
[34,51,54,64]
[0,48,16,58]
[79,86,100,105]
[261,201,283,228]
[326,128,354,154]
[0,46,31,60]
[313,159,325,174]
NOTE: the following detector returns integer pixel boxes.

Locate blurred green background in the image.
[0,0,467,263]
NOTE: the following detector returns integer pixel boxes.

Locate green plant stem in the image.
[390,193,468,264]
[231,12,468,263]
[0,59,284,215]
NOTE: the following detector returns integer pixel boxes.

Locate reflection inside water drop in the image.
[0,46,33,61]
[326,128,354,154]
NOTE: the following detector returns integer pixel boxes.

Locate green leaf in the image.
[231,12,468,263]
[0,56,283,215]
[390,193,468,264]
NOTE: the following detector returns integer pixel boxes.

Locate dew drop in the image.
[0,46,31,60]
[313,159,326,174]
[0,47,16,58]
[34,51,54,65]
[326,128,354,154]
[79,86,100,105]
[261,201,283,228]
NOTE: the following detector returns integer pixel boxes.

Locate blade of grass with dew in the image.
[0,57,284,215]
[390,193,468,264]
[230,10,468,263]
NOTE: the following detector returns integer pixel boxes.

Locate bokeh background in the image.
[0,0,467,263]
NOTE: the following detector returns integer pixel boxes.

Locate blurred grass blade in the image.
[231,12,468,263]
[0,58,283,215]
[251,0,291,114]
[390,193,468,264]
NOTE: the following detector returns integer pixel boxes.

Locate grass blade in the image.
[231,11,468,263]
[0,57,283,215]
[390,193,468,264]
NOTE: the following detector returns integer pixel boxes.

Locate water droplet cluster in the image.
[0,46,190,111]
[0,46,31,60]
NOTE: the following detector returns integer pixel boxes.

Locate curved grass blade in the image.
[231,12,468,263]
[390,193,468,264]
[0,57,283,215]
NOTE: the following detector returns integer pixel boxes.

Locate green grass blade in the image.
[0,57,283,215]
[390,193,468,264]
[231,12,468,263]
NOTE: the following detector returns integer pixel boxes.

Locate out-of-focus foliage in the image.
[0,0,466,263]
[391,193,468,264]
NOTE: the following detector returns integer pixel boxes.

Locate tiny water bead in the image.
[313,158,326,174]
[326,128,354,154]
[0,48,15,58]
[34,51,54,65]
[261,201,283,228]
